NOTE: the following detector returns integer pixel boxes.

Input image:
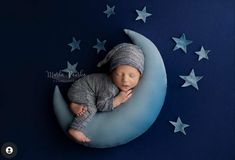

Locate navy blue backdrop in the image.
[0,0,234,159]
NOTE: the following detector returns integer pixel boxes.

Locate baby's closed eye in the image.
[129,74,136,78]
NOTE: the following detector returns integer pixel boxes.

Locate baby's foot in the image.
[68,128,91,143]
[76,106,87,116]
[70,103,87,116]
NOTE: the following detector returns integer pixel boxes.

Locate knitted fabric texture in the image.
[97,43,144,74]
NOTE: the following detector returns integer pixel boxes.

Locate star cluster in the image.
[170,31,211,135]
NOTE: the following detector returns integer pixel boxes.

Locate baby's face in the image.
[111,65,141,92]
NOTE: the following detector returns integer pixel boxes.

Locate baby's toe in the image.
[81,108,87,113]
[79,109,85,115]
[81,136,90,143]
[81,138,86,143]
[84,137,90,142]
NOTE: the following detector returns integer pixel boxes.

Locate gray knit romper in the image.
[67,73,119,132]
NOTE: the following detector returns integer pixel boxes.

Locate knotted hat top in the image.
[97,43,144,74]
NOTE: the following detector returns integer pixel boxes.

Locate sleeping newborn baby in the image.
[67,43,144,143]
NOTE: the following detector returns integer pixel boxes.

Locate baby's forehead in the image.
[112,64,140,73]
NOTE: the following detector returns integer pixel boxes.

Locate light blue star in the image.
[195,46,210,61]
[179,69,203,90]
[68,37,81,52]
[169,117,190,135]
[93,38,107,53]
[135,6,152,23]
[172,33,193,53]
[103,5,115,18]
[61,61,78,79]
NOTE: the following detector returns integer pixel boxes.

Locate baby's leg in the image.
[68,128,90,143]
[69,101,97,143]
[68,106,93,143]
[70,103,87,116]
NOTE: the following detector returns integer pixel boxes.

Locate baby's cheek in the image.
[133,79,140,86]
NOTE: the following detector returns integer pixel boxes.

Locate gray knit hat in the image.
[97,43,144,74]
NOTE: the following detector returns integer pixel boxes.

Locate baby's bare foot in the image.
[70,103,87,116]
[75,106,87,116]
[68,128,91,143]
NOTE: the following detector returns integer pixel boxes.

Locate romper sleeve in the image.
[96,96,114,112]
[95,74,119,112]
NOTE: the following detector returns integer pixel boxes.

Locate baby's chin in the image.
[119,87,132,92]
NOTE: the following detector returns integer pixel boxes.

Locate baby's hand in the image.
[113,90,132,108]
[117,90,133,103]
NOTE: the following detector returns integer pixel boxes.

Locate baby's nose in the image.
[122,75,128,82]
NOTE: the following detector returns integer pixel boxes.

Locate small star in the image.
[195,46,210,61]
[169,117,190,135]
[103,5,115,18]
[172,33,193,53]
[93,38,106,53]
[61,61,78,79]
[68,37,81,52]
[179,69,203,90]
[135,6,152,23]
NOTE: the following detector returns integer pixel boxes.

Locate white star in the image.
[179,69,203,90]
[195,46,210,61]
[103,5,115,18]
[169,117,190,135]
[61,61,78,79]
[172,33,193,53]
[67,37,81,52]
[135,6,152,23]
[93,38,107,53]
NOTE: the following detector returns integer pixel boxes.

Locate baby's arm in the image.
[113,90,133,108]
